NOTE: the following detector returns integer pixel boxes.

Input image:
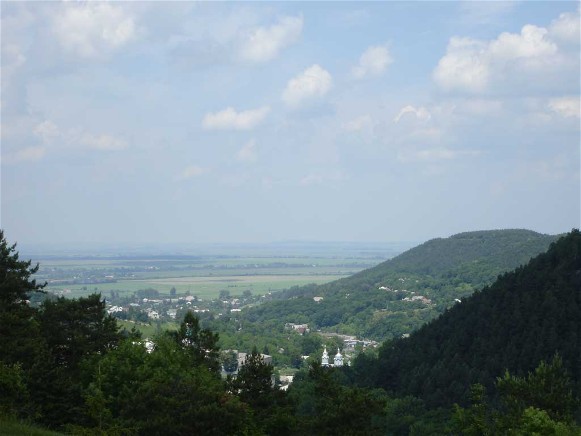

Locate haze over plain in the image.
[1,1,579,246]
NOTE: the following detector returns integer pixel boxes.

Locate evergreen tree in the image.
[496,354,578,425]
[170,311,220,373]
[37,294,120,370]
[228,347,274,409]
[30,294,121,428]
[452,356,580,435]
[0,230,46,366]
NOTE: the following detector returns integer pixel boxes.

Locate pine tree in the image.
[0,230,46,366]
[228,346,274,409]
[171,311,220,372]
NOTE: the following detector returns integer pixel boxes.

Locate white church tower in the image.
[321,346,329,367]
[334,348,343,367]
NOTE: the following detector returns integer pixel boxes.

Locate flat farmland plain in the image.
[29,241,410,300]
[44,273,350,300]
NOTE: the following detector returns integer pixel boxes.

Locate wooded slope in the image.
[355,230,580,407]
[242,230,559,340]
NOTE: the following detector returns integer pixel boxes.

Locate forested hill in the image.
[354,229,581,408]
[295,229,559,298]
[242,230,558,340]
[364,228,557,275]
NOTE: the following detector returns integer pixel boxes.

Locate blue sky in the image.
[1,1,579,245]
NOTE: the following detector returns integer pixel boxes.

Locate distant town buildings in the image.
[285,323,310,334]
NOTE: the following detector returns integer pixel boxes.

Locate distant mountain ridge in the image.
[242,229,559,340]
[354,229,581,407]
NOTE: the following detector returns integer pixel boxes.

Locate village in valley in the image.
[102,291,381,390]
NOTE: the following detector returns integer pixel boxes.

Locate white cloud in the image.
[236,139,258,162]
[299,171,346,186]
[282,64,333,107]
[415,148,470,160]
[433,37,490,92]
[455,99,503,116]
[488,25,556,59]
[352,45,392,79]
[459,2,516,25]
[239,15,303,63]
[4,146,46,164]
[178,165,210,180]
[221,173,251,188]
[398,147,480,162]
[343,115,373,132]
[548,96,580,118]
[549,9,581,44]
[52,3,136,58]
[299,174,325,186]
[434,23,560,93]
[202,106,270,130]
[394,105,431,123]
[2,43,26,72]
[80,133,128,151]
[34,120,60,143]
[517,154,573,181]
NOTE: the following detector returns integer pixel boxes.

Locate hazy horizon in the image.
[16,227,568,259]
[2,2,579,246]
[17,238,416,258]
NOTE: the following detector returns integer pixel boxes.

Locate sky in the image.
[1,1,580,246]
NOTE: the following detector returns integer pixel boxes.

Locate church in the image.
[321,345,343,367]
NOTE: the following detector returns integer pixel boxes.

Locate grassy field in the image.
[45,272,349,300]
[34,245,404,301]
[0,419,64,436]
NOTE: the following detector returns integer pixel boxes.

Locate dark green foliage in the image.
[222,350,239,373]
[227,347,299,434]
[373,229,558,279]
[300,333,322,356]
[451,384,493,435]
[0,362,28,419]
[288,362,388,435]
[0,230,46,367]
[169,311,221,373]
[496,354,577,424]
[26,295,122,428]
[37,294,120,370]
[0,230,46,307]
[452,356,580,435]
[228,347,274,409]
[116,336,253,435]
[358,230,581,409]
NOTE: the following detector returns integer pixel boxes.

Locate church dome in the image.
[333,348,344,367]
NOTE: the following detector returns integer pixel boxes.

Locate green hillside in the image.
[242,229,559,340]
[354,229,581,408]
[311,228,559,294]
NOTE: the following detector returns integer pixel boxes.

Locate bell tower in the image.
[321,346,329,366]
